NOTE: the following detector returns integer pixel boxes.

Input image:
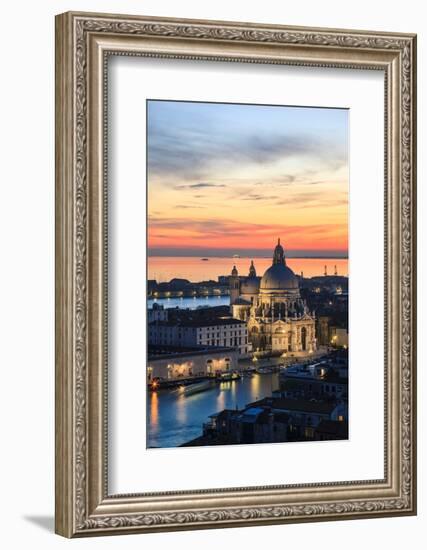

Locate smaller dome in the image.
[240,276,260,295]
[233,297,251,306]
[231,265,238,276]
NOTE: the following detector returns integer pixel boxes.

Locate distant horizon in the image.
[148,247,348,259]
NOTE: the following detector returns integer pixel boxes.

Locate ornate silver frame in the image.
[55,11,417,537]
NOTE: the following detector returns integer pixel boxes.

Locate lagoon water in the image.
[148,256,348,283]
[147,373,280,448]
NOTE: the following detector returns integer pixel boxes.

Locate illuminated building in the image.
[230,239,316,355]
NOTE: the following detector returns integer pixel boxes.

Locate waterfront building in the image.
[276,373,348,401]
[147,345,239,381]
[249,397,347,440]
[148,317,250,356]
[147,302,168,323]
[148,278,229,299]
[316,315,331,346]
[251,396,346,423]
[329,326,349,348]
[201,407,289,446]
[274,354,348,401]
[185,395,347,446]
[315,315,349,347]
[230,239,316,356]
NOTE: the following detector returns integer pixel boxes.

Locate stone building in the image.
[147,345,239,381]
[148,316,250,356]
[230,239,316,355]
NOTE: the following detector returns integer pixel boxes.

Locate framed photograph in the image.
[55,11,417,537]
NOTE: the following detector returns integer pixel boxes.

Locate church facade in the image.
[230,239,316,356]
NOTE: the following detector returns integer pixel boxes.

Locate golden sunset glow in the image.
[147,100,348,257]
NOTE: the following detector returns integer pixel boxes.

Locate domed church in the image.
[230,239,316,355]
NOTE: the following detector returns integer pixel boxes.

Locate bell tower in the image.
[249,260,256,277]
[229,265,240,306]
[273,238,286,265]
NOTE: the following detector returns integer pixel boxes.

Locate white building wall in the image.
[197,324,250,355]
[148,321,250,356]
[148,349,240,380]
[147,306,168,323]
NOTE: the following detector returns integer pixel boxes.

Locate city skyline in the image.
[147,100,349,257]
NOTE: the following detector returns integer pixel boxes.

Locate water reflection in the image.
[150,390,158,429]
[176,392,187,425]
[147,373,280,448]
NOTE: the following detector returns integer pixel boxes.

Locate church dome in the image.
[260,239,298,291]
[240,276,260,294]
[260,263,299,290]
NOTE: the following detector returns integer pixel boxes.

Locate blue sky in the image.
[147,100,349,256]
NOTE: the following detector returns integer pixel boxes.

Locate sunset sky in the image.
[147,100,349,258]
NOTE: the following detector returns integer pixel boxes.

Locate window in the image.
[304,427,314,438]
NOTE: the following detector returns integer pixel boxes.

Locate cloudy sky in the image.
[147,100,349,258]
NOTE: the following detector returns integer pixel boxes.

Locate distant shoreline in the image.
[148,254,349,260]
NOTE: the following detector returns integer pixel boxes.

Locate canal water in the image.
[147,372,279,448]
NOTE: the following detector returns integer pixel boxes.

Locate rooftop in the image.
[239,407,272,424]
[282,373,348,385]
[233,298,251,306]
[148,344,236,360]
[250,397,337,415]
[149,317,245,328]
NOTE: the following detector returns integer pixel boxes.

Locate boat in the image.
[180,379,214,396]
[217,371,241,382]
[200,258,209,261]
[241,371,254,378]
[256,366,275,374]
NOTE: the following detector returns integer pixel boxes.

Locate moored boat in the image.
[217,371,241,382]
[256,366,275,374]
[180,379,215,396]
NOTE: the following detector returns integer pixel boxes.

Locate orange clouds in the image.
[148,217,348,253]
